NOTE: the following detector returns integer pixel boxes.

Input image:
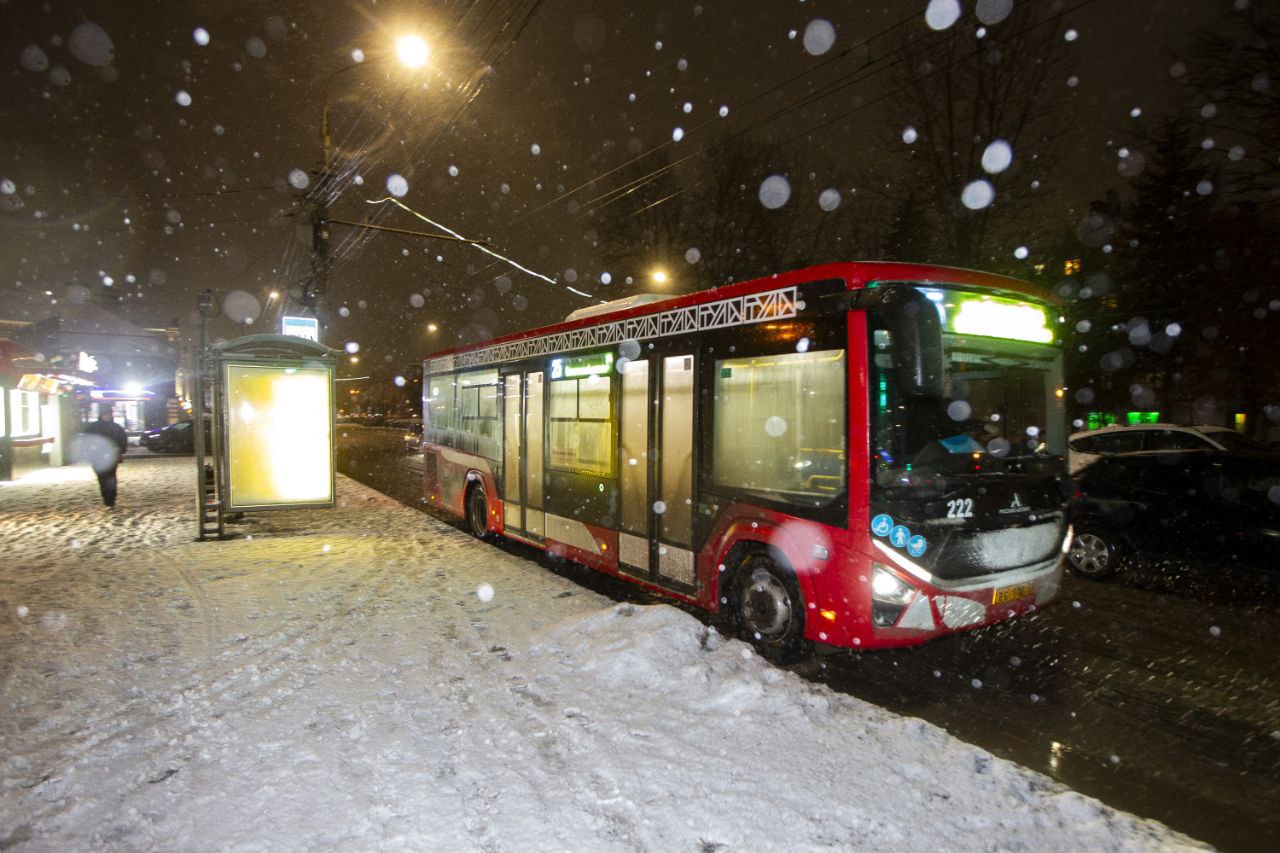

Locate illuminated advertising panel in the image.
[222,362,334,511]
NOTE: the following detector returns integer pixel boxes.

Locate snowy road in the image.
[0,456,1202,851]
[339,426,1280,851]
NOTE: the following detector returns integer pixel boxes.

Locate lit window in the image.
[8,389,40,438]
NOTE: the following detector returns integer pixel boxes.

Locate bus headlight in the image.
[871,564,912,603]
[871,563,914,627]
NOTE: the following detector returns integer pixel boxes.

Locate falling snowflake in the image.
[802,19,836,56]
[976,0,1014,25]
[961,180,995,210]
[981,140,1013,174]
[925,0,962,31]
[758,175,791,209]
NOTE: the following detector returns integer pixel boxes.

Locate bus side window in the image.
[711,349,847,503]
[426,373,456,444]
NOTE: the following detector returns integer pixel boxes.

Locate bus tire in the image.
[465,482,490,541]
[731,550,809,664]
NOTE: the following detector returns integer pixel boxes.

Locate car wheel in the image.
[1067,527,1119,579]
[465,483,490,540]
[732,551,809,664]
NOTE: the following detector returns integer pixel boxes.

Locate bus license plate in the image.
[992,583,1036,605]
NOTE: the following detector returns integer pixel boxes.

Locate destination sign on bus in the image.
[922,290,1054,344]
[550,352,614,379]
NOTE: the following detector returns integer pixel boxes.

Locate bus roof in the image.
[422,261,1055,368]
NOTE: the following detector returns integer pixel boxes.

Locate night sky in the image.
[0,0,1221,387]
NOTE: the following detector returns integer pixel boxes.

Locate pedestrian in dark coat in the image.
[81,406,128,507]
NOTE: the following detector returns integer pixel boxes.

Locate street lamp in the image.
[320,34,429,167]
[650,269,670,286]
[396,35,429,69]
[308,35,429,329]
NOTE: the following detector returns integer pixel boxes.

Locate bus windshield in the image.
[870,321,1064,493]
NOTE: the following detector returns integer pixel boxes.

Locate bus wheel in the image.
[732,552,808,664]
[465,483,490,541]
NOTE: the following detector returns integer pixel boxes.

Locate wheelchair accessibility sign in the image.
[873,514,928,558]
[871,514,894,537]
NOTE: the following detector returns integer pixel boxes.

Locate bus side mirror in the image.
[892,294,945,398]
[843,284,945,398]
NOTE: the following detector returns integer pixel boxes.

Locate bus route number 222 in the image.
[946,498,974,519]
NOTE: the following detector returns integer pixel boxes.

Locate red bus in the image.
[421,262,1069,661]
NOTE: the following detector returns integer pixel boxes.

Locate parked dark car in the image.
[386,418,423,453]
[141,420,207,454]
[1066,451,1280,577]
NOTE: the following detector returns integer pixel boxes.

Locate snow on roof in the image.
[564,292,673,322]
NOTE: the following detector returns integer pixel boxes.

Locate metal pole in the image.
[194,290,221,540]
[0,383,12,482]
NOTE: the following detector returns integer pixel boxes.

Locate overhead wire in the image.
[515,7,923,223]
[38,210,300,236]
[325,0,545,276]
[27,183,287,201]
[581,0,1093,222]
[366,196,557,284]
[573,12,956,217]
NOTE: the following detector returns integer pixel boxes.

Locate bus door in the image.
[501,368,544,539]
[618,351,697,590]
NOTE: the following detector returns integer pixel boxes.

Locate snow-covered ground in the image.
[0,457,1203,851]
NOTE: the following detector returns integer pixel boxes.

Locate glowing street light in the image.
[650,269,669,286]
[396,35,429,69]
[309,32,430,333]
[321,33,429,163]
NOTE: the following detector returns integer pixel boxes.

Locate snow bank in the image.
[527,604,1201,851]
[0,458,1203,851]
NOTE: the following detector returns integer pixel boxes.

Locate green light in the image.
[562,352,614,377]
[1125,411,1160,425]
[950,296,1053,344]
[1086,411,1117,431]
